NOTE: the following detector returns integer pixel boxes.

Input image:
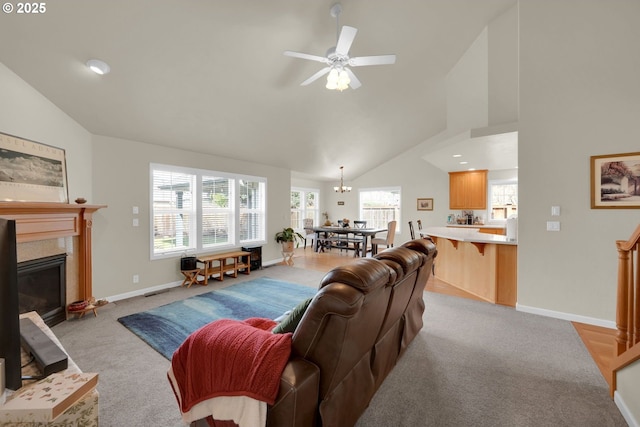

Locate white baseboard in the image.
[104,258,282,303]
[615,391,639,427]
[516,303,616,329]
[106,280,182,302]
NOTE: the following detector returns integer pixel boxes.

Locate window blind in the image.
[151,164,267,258]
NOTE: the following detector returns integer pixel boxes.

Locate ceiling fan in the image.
[284,3,396,91]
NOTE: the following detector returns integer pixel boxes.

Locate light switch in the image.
[551,206,560,216]
[133,218,139,227]
[546,221,560,231]
[133,206,139,215]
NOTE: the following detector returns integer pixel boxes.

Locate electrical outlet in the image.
[133,218,139,227]
[133,275,139,283]
[132,206,139,214]
[546,221,560,231]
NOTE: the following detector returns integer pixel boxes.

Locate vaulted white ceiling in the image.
[0,0,516,181]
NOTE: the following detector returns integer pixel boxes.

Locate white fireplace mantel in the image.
[0,202,106,301]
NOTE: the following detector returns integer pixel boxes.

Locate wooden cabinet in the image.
[478,227,505,235]
[447,225,505,235]
[449,170,488,210]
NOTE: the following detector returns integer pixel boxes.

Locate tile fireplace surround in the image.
[0,202,106,310]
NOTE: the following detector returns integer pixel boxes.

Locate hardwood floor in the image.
[285,246,617,389]
[573,322,617,389]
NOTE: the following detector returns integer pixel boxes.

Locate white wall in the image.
[0,63,92,201]
[488,3,519,126]
[518,0,640,323]
[91,135,292,299]
[446,28,489,133]
[617,361,640,425]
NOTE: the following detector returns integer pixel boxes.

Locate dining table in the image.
[312,225,387,257]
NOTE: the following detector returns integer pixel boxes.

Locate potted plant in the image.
[275,227,305,252]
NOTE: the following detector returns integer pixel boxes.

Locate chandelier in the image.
[334,166,352,193]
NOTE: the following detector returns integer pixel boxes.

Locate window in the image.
[152,168,196,255]
[488,180,518,221]
[151,164,266,259]
[201,175,233,248]
[290,188,319,230]
[359,187,401,230]
[239,179,266,244]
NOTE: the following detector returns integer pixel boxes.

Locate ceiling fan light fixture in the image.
[326,68,339,90]
[326,68,350,91]
[284,2,395,91]
[86,59,110,75]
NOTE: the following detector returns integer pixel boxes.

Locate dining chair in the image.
[371,220,397,255]
[349,220,367,253]
[408,221,415,239]
[302,218,315,249]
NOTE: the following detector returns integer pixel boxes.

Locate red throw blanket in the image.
[169,317,291,413]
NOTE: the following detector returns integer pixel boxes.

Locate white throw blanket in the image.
[167,366,266,426]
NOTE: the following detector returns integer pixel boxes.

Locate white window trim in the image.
[291,186,320,230]
[486,179,518,225]
[358,186,402,232]
[150,163,267,260]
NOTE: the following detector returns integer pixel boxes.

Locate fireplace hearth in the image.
[18,253,67,327]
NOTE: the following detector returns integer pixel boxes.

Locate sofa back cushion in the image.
[371,246,426,386]
[291,258,393,426]
[399,238,438,351]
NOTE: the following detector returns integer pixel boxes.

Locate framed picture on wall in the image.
[0,132,69,203]
[417,198,434,211]
[590,151,640,209]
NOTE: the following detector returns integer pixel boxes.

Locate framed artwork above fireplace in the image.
[0,132,69,203]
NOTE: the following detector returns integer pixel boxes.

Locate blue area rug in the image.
[117,277,317,360]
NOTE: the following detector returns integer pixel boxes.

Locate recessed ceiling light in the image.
[86,59,110,75]
[468,168,476,171]
[459,161,468,165]
[452,154,462,158]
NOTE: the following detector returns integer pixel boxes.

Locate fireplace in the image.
[18,253,67,327]
[0,202,106,313]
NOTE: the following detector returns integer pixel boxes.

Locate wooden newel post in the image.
[634,247,640,347]
[615,224,640,358]
[615,242,630,356]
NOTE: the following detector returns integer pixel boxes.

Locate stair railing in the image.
[615,224,640,356]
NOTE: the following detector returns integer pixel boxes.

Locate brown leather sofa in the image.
[196,238,437,427]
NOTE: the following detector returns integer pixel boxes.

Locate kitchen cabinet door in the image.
[449,172,467,209]
[449,170,487,210]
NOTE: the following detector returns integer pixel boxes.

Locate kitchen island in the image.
[423,227,517,307]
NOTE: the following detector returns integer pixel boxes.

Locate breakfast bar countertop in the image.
[422,226,517,245]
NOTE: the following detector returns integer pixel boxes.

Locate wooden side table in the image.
[180,269,201,288]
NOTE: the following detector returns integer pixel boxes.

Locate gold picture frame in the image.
[0,132,69,203]
[417,198,433,211]
[590,151,640,209]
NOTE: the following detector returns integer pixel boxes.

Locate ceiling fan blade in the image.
[300,67,331,86]
[335,26,358,56]
[283,51,329,64]
[345,68,362,89]
[349,54,397,67]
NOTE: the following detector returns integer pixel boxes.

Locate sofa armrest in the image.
[267,357,320,427]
